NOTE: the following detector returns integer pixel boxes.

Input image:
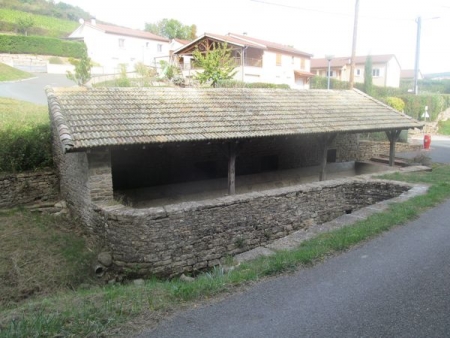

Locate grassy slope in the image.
[1,164,450,337]
[0,8,78,37]
[0,63,33,82]
[0,209,95,305]
[0,97,47,127]
[0,98,52,172]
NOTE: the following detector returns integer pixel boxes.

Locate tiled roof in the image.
[46,87,422,153]
[228,33,313,57]
[86,23,169,42]
[175,33,313,57]
[311,55,398,69]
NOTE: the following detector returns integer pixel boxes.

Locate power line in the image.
[250,0,414,21]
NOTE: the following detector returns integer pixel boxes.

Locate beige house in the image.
[311,55,401,88]
[68,19,170,74]
[174,33,314,89]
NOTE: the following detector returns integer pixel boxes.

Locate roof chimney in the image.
[91,17,96,26]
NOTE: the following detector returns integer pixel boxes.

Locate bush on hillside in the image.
[0,124,53,172]
[0,35,85,58]
[398,94,450,121]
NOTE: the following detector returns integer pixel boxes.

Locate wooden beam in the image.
[319,134,337,181]
[228,142,236,195]
[385,130,402,167]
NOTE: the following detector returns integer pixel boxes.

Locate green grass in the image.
[0,8,78,37]
[0,63,32,82]
[438,120,450,135]
[1,164,450,336]
[0,98,52,172]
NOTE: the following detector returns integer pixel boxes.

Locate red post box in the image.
[423,134,431,150]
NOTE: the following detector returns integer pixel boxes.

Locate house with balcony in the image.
[173,33,314,89]
[311,55,401,88]
[68,19,170,74]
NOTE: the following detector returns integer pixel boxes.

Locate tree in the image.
[145,18,196,40]
[192,43,237,87]
[363,55,373,95]
[16,15,34,36]
[66,47,92,86]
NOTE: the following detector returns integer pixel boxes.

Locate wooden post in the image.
[228,142,236,195]
[386,130,402,167]
[319,134,337,181]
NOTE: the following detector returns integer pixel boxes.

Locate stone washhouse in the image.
[46,87,423,276]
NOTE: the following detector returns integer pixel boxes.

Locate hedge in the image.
[216,80,291,89]
[0,35,85,58]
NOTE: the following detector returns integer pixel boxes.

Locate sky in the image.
[59,0,450,73]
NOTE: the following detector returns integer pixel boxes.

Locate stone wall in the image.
[50,107,112,236]
[99,178,411,277]
[357,140,422,161]
[0,170,59,208]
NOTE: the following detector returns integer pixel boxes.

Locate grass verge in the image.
[0,63,32,82]
[1,164,450,337]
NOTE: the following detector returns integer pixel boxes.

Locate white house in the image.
[174,33,314,89]
[68,19,170,74]
[311,55,401,88]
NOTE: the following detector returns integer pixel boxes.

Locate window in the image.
[372,68,380,77]
[146,42,149,48]
[326,70,334,77]
[355,69,361,76]
[118,38,125,48]
[157,44,163,52]
[300,58,305,70]
[291,56,295,65]
[276,53,282,66]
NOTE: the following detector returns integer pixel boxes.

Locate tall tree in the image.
[363,55,373,95]
[145,18,196,40]
[192,43,237,87]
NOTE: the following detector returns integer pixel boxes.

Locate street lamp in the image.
[326,55,333,90]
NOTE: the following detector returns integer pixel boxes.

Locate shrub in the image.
[384,97,405,112]
[0,34,86,58]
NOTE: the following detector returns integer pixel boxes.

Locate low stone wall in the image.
[99,177,411,277]
[357,140,423,161]
[0,170,59,208]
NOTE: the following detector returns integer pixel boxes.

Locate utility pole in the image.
[349,0,359,89]
[413,16,422,95]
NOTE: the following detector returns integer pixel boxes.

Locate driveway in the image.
[0,73,74,105]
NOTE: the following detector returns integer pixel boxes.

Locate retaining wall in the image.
[99,178,411,277]
[0,170,59,208]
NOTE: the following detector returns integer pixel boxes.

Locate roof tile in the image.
[45,87,422,152]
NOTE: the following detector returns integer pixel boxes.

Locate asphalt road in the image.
[138,199,450,338]
[0,73,74,104]
[137,138,450,338]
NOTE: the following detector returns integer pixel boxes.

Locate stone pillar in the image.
[87,149,114,203]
